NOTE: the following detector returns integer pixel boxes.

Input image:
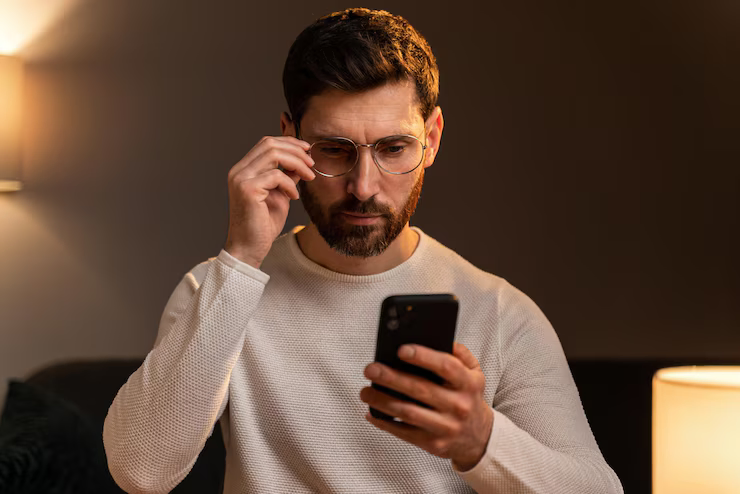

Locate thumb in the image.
[453,342,480,370]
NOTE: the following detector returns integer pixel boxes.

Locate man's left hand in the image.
[360,342,494,471]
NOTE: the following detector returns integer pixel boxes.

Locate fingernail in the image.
[399,345,415,359]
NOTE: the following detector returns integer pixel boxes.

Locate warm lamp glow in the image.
[0,54,24,191]
[0,180,23,192]
[0,0,84,55]
[653,366,740,494]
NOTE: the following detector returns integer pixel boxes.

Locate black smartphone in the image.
[370,293,459,422]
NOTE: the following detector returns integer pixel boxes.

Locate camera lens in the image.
[387,319,399,330]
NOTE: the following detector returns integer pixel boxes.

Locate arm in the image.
[103,250,269,494]
[453,283,623,493]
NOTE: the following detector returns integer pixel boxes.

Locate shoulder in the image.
[419,230,546,320]
[420,230,510,295]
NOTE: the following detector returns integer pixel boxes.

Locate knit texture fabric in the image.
[103,226,623,493]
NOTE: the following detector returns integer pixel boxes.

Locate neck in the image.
[295,224,420,276]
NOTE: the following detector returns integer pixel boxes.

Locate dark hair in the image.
[282,8,439,128]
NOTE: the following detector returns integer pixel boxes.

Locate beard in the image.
[298,168,424,258]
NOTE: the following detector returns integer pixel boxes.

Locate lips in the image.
[341,212,383,225]
[343,212,381,218]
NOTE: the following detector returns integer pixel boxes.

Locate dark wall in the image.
[1,0,738,406]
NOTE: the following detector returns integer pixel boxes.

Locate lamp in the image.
[653,366,740,493]
[0,54,24,192]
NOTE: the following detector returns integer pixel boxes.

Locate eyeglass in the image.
[296,123,428,177]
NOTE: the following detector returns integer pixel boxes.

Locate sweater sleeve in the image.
[103,250,270,494]
[453,283,623,493]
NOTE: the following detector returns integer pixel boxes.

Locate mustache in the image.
[331,197,390,216]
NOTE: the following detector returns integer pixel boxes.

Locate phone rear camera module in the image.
[387,319,399,330]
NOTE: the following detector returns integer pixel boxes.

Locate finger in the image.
[397,345,469,389]
[233,148,316,183]
[365,411,423,446]
[260,135,312,154]
[235,145,314,181]
[280,135,312,149]
[453,343,481,371]
[364,363,459,414]
[365,412,456,462]
[230,137,313,179]
[236,136,311,173]
[280,167,302,186]
[242,168,300,201]
[360,386,451,436]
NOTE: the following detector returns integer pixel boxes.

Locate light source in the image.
[0,54,24,192]
[653,366,740,493]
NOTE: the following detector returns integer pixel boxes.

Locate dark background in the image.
[1,0,738,440]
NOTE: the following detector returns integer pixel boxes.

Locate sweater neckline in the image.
[285,225,428,283]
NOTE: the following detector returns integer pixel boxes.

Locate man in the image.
[104,8,623,493]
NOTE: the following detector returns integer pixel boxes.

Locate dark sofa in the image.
[1,357,735,493]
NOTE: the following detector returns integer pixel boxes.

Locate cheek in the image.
[303,179,346,207]
[390,178,418,205]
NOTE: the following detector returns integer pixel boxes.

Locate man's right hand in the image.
[223,136,316,269]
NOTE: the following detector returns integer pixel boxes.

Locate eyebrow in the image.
[304,129,417,141]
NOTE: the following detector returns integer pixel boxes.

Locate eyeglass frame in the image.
[295,122,429,177]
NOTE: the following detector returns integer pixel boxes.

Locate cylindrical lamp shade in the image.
[653,366,740,494]
[0,54,24,192]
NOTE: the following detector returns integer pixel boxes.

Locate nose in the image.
[345,146,381,201]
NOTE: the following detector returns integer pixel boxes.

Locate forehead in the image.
[300,81,424,137]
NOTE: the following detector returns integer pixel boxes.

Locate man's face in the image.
[296,81,428,259]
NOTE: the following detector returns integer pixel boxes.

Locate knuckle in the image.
[441,359,456,376]
[228,164,243,181]
[235,180,254,196]
[453,400,472,419]
[234,178,249,191]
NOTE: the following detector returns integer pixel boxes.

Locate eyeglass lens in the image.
[309,136,424,175]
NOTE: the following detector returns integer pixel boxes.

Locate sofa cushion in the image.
[0,380,122,493]
[22,360,226,494]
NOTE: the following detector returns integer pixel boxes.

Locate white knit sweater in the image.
[103,225,623,493]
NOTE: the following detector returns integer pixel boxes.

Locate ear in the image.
[280,112,295,137]
[422,106,444,168]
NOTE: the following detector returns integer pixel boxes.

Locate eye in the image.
[377,137,414,157]
[314,141,354,158]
